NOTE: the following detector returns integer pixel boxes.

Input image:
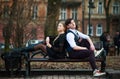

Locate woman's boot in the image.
[20,46,35,52]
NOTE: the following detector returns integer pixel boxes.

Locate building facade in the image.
[0,0,120,43]
[83,0,120,41]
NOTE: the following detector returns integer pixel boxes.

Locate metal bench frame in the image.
[25,49,106,76]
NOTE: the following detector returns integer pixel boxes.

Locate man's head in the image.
[65,18,76,29]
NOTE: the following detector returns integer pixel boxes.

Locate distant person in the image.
[113,31,120,56]
[65,18,105,77]
[100,32,110,55]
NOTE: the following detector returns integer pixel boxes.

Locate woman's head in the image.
[57,22,66,33]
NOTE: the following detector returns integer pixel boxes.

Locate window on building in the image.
[72,8,77,20]
[4,0,9,1]
[90,9,94,14]
[98,1,103,14]
[113,2,120,15]
[62,0,66,2]
[34,0,41,1]
[32,5,38,20]
[87,24,93,36]
[59,8,67,20]
[96,24,102,36]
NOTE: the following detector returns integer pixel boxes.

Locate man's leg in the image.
[88,50,98,70]
[117,46,120,56]
[69,50,98,71]
[100,49,106,72]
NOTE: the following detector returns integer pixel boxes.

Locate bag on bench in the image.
[1,51,22,72]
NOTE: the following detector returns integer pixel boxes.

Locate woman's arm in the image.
[46,37,52,48]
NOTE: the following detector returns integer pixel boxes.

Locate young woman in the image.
[14,22,66,59]
[45,22,66,59]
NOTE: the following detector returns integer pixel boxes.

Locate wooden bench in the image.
[24,49,106,76]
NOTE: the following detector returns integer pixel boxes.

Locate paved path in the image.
[0,75,106,79]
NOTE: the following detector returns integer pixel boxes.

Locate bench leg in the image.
[100,50,106,72]
[26,60,30,77]
[25,52,31,77]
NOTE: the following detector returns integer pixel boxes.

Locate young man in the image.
[65,18,105,77]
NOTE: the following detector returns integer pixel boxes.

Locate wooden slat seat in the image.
[29,58,103,62]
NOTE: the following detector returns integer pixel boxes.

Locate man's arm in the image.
[66,33,87,50]
[77,31,95,51]
[87,37,95,51]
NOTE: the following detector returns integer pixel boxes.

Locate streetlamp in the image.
[82,0,85,33]
[88,0,95,36]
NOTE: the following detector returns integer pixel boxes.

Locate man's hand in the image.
[90,44,95,51]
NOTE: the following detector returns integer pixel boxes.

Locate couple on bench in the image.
[12,18,105,77]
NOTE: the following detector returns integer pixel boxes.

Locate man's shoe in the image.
[94,48,104,57]
[93,69,106,77]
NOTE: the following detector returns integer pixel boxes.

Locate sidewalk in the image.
[0,69,120,79]
[0,75,106,79]
[0,56,120,79]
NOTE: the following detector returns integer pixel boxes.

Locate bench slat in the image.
[29,58,103,62]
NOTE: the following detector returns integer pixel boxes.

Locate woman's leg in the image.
[46,47,57,59]
[34,44,47,54]
[20,43,47,54]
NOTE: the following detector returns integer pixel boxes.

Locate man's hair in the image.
[65,18,73,26]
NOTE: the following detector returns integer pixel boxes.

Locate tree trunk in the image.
[3,21,13,52]
[106,9,110,33]
[1,0,34,52]
[44,0,61,37]
[104,0,111,33]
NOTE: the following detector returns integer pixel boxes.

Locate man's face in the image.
[67,20,76,29]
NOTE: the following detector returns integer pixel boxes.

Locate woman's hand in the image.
[46,37,50,44]
[46,37,52,48]
[47,44,52,48]
[47,43,52,48]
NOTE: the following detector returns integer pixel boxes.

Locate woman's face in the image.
[57,23,65,32]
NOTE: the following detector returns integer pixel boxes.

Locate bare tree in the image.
[1,0,33,52]
[0,0,2,17]
[11,0,33,48]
